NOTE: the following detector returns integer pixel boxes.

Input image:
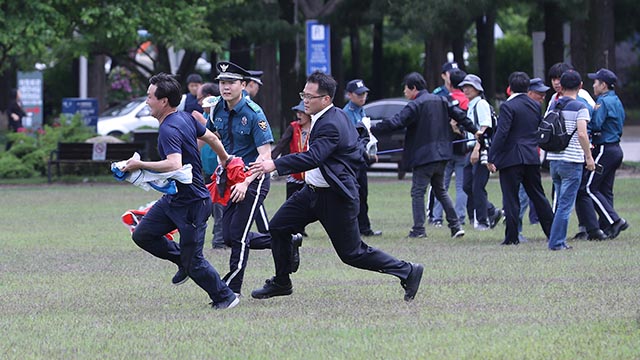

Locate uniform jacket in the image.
[370,90,478,170]
[274,106,363,200]
[589,90,625,144]
[488,94,542,170]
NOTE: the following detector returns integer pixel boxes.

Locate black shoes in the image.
[210,295,240,310]
[251,277,293,299]
[572,231,588,240]
[551,244,573,251]
[401,263,424,302]
[609,218,629,239]
[489,209,504,229]
[587,229,609,241]
[361,229,383,237]
[172,267,189,285]
[407,230,426,238]
[500,239,519,245]
[291,233,303,273]
[450,226,465,238]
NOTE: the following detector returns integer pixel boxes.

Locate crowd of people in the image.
[121,59,628,309]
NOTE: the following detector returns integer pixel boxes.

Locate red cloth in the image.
[450,89,469,110]
[121,204,178,241]
[207,157,252,206]
[288,121,308,181]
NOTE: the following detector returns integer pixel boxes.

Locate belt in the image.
[307,184,329,192]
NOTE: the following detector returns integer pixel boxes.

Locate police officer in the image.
[343,79,382,237]
[245,70,263,98]
[574,68,629,239]
[207,61,274,296]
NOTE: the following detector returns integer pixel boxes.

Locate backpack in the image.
[472,99,498,136]
[536,101,576,152]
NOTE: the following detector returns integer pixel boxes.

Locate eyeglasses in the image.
[299,92,326,100]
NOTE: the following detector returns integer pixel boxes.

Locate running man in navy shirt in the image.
[123,73,239,309]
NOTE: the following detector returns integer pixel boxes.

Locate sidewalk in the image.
[621,125,640,162]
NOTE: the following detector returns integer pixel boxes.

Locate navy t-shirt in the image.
[157,111,209,205]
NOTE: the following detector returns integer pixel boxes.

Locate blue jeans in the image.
[432,154,467,224]
[548,161,583,249]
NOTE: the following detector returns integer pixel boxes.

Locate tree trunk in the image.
[255,43,280,130]
[452,33,465,71]
[278,0,303,137]
[175,50,201,87]
[570,18,589,75]
[330,28,344,106]
[476,11,496,101]
[590,0,616,71]
[88,54,107,111]
[543,2,564,80]
[349,24,361,79]
[230,37,251,69]
[371,21,384,101]
[424,36,447,91]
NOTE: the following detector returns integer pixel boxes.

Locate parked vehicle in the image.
[363,98,408,179]
[97,97,158,137]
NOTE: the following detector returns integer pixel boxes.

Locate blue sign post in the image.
[306,20,331,75]
[62,98,99,130]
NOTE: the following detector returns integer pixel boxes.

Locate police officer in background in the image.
[574,68,629,240]
[343,79,382,237]
[207,61,274,296]
[245,70,263,98]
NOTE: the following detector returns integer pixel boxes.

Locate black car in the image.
[363,98,408,179]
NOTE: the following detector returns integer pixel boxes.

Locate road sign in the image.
[17,71,43,130]
[306,20,331,76]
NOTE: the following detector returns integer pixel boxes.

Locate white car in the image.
[97,97,158,136]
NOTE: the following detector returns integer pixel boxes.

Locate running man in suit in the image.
[249,71,424,302]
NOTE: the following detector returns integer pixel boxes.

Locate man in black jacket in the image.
[249,71,424,302]
[486,72,554,245]
[371,72,480,239]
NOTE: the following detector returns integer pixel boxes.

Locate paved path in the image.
[621,126,640,161]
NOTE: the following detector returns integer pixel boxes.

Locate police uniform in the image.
[208,61,274,294]
[575,69,628,239]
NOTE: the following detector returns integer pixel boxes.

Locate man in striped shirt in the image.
[546,70,596,251]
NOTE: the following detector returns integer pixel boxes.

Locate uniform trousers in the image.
[498,165,553,244]
[222,175,270,294]
[356,163,374,234]
[270,184,412,285]
[132,196,234,304]
[575,143,624,232]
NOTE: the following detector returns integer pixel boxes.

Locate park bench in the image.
[47,142,145,183]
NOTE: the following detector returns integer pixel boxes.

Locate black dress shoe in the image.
[609,218,629,239]
[361,229,382,237]
[291,233,303,273]
[251,277,293,299]
[572,231,588,240]
[172,267,189,285]
[500,239,519,245]
[401,263,424,302]
[587,229,608,241]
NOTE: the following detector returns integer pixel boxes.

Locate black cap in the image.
[449,68,467,88]
[345,79,369,94]
[588,68,617,86]
[291,100,305,112]
[215,61,250,81]
[529,78,550,93]
[245,70,263,86]
[442,61,459,73]
[560,70,582,89]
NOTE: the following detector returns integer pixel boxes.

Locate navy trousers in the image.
[132,196,234,304]
[269,185,411,284]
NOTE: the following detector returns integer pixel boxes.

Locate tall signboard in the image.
[17,71,44,130]
[306,20,331,75]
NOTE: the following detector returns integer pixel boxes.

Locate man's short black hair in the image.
[548,62,573,80]
[200,82,220,97]
[307,71,337,100]
[186,73,203,85]
[508,71,530,93]
[149,73,182,107]
[402,72,427,91]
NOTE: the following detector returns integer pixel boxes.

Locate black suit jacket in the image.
[488,94,543,170]
[274,106,363,200]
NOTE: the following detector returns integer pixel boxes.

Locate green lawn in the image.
[1,177,639,359]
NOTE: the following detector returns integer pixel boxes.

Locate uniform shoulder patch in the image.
[258,120,268,131]
[246,99,262,113]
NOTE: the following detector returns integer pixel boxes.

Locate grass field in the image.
[1,176,639,359]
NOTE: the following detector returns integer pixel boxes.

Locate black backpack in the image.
[536,101,576,152]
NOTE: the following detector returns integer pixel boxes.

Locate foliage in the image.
[495,33,533,91]
[107,66,146,106]
[0,114,97,179]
